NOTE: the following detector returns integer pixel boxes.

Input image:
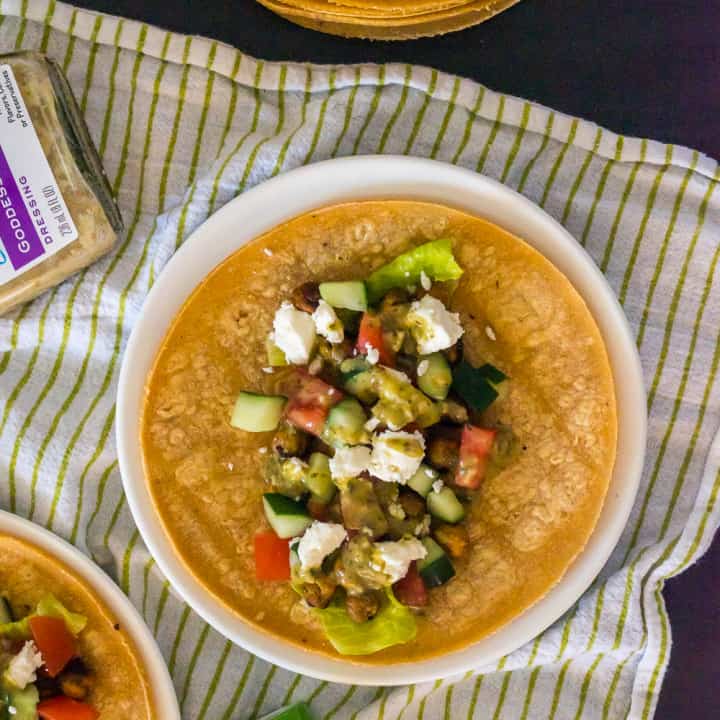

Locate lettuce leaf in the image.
[314,589,416,655]
[35,594,87,636]
[366,239,463,304]
[0,594,87,640]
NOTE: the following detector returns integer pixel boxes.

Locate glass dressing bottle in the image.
[0,51,123,316]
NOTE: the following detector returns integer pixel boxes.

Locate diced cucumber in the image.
[427,486,465,524]
[306,453,336,504]
[418,537,455,588]
[319,281,368,312]
[0,596,13,624]
[262,493,312,539]
[477,363,508,385]
[266,337,288,367]
[407,464,439,498]
[231,392,286,432]
[417,353,452,401]
[259,701,314,720]
[452,361,508,413]
[340,356,371,381]
[342,370,377,405]
[5,685,39,720]
[322,398,370,447]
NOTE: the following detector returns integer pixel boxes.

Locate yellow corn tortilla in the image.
[264,6,516,40]
[258,0,508,26]
[0,534,156,719]
[141,201,617,663]
[278,0,477,18]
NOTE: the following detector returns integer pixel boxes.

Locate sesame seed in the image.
[485,325,497,341]
[420,270,431,291]
[261,366,274,374]
[263,248,273,256]
[258,448,267,455]
[417,360,429,377]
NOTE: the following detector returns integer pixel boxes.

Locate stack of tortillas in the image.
[256,0,522,40]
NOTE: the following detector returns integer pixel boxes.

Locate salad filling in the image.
[232,239,518,655]
[0,594,99,720]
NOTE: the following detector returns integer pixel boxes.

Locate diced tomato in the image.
[284,371,344,435]
[356,312,394,366]
[454,425,496,489]
[254,531,291,581]
[393,562,428,607]
[38,696,99,720]
[29,616,75,678]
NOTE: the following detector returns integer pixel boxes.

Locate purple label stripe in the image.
[0,144,44,270]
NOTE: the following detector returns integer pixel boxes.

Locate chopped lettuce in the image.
[314,589,416,655]
[366,239,464,304]
[35,594,87,636]
[0,594,87,641]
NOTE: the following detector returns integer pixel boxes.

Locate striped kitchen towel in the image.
[1,1,719,718]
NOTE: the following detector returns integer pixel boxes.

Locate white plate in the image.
[116,156,646,686]
[0,510,180,716]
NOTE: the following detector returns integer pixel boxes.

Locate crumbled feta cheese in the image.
[5,641,43,689]
[364,416,381,432]
[365,345,380,365]
[420,270,431,291]
[406,295,464,355]
[272,302,316,364]
[388,501,406,520]
[414,514,432,537]
[432,479,445,494]
[485,325,497,341]
[297,521,347,570]
[329,445,371,479]
[371,538,427,583]
[312,300,344,344]
[369,430,425,484]
[263,247,273,256]
[416,359,429,377]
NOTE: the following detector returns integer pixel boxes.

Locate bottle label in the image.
[0,63,78,287]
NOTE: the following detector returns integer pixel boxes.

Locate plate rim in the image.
[0,510,181,716]
[116,155,646,686]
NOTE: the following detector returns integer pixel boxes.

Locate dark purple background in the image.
[69,0,720,716]
[0,146,45,269]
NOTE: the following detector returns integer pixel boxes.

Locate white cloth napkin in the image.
[1,2,719,718]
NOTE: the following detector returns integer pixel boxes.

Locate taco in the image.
[142,201,617,661]
[0,535,154,719]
